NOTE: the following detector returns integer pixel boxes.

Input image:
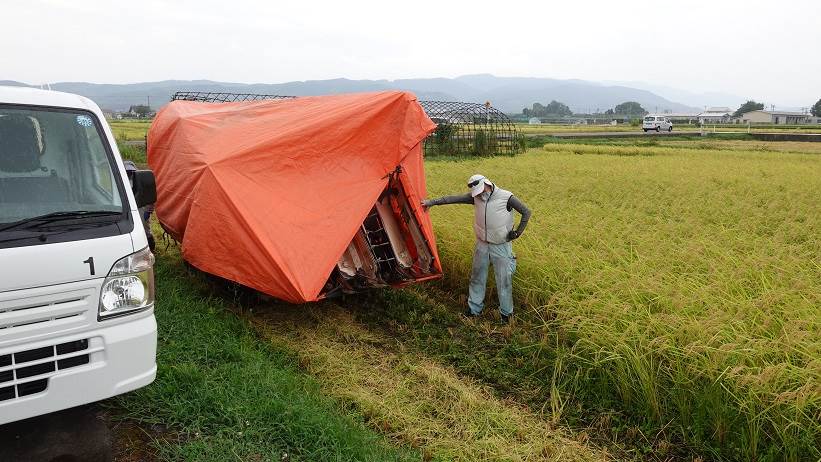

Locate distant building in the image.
[528,117,541,125]
[698,107,733,124]
[101,109,126,120]
[739,110,812,125]
[126,105,155,119]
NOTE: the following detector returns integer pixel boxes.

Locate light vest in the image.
[473,186,513,244]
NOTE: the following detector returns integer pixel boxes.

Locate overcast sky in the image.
[3,0,819,106]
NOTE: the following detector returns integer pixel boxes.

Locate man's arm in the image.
[506,195,531,239]
[422,193,473,208]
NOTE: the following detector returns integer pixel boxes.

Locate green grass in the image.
[420,140,821,461]
[114,249,418,462]
[117,141,146,164]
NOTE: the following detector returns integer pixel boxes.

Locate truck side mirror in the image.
[132,170,157,208]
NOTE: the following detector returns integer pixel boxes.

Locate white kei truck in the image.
[0,86,157,425]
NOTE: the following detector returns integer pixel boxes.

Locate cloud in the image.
[2,0,819,106]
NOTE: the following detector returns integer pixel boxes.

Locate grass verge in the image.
[117,141,146,164]
[114,249,418,462]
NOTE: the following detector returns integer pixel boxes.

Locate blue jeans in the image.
[468,240,517,316]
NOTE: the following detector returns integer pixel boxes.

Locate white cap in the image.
[467,174,492,197]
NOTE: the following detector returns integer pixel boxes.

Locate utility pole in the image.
[147,95,151,110]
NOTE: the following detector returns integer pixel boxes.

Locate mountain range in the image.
[1,75,704,114]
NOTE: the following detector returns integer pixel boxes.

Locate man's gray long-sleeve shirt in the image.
[424,190,532,237]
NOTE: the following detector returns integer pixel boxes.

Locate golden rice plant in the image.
[423,141,820,460]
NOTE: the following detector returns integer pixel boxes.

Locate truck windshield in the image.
[0,106,128,243]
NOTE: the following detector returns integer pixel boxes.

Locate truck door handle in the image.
[83,257,95,276]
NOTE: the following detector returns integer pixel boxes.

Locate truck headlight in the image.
[99,247,155,319]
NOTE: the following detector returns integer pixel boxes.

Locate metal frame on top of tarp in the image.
[170,92,523,156]
[171,91,296,103]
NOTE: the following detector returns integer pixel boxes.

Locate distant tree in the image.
[811,99,821,117]
[733,100,764,118]
[614,101,647,116]
[604,108,615,115]
[544,100,573,116]
[522,100,572,117]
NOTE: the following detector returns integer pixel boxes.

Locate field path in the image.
[246,304,611,462]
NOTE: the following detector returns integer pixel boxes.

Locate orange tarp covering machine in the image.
[147,91,443,303]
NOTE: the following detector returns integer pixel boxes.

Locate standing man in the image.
[422,174,531,324]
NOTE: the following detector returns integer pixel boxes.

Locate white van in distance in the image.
[0,86,157,424]
[642,115,673,132]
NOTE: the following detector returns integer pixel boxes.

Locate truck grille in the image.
[0,288,91,333]
[0,338,95,402]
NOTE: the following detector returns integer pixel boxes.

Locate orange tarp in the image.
[147,91,439,303]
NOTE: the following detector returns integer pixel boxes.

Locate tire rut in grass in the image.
[245,303,611,462]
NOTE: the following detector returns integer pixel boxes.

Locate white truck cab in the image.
[642,115,673,132]
[0,86,157,424]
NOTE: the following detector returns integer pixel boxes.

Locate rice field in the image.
[116,119,818,459]
[109,119,152,141]
[423,140,821,460]
[547,138,821,156]
[514,123,821,135]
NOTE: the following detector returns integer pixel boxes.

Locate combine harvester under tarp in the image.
[147,91,443,303]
